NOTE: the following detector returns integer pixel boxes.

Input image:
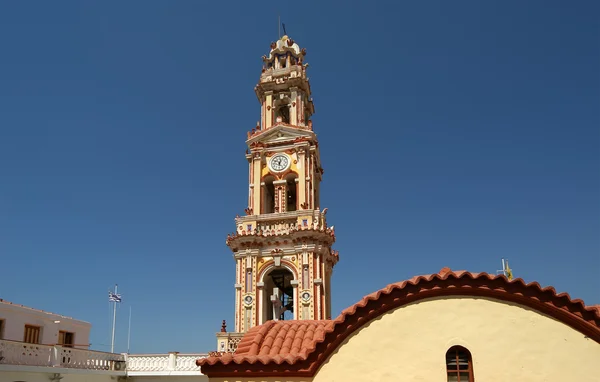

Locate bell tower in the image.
[217,35,339,351]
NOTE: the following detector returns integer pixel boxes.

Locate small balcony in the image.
[214,331,244,355]
[0,339,125,372]
[235,209,328,233]
[227,209,334,251]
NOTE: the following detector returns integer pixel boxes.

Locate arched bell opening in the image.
[279,53,287,69]
[274,97,291,124]
[285,173,298,212]
[262,175,275,214]
[275,105,290,124]
[262,267,295,322]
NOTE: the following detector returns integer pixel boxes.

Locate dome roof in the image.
[265,35,305,61]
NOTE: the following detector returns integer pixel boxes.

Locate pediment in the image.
[246,125,316,146]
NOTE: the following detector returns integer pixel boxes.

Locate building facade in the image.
[0,299,91,348]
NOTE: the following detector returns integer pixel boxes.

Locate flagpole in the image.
[111,284,118,353]
[127,306,132,354]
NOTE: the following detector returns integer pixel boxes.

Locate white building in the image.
[0,299,91,348]
[0,299,208,382]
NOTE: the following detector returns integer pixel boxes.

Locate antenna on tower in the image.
[278,14,281,38]
[282,22,287,36]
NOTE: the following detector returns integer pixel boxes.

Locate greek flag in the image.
[109,292,122,303]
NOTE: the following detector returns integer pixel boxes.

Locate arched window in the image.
[279,54,287,69]
[276,104,290,123]
[285,173,298,212]
[446,346,474,382]
[262,268,294,323]
[262,176,275,214]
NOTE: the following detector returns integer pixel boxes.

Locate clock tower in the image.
[217,35,339,352]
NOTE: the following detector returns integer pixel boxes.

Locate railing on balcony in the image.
[126,352,207,373]
[235,209,328,235]
[260,65,305,83]
[215,331,244,355]
[0,339,125,371]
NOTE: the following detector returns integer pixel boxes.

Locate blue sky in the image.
[0,1,598,353]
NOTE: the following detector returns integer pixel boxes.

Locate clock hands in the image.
[271,155,289,171]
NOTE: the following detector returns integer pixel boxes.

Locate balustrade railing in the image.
[126,353,207,372]
[0,339,53,366]
[235,209,328,235]
[0,339,125,371]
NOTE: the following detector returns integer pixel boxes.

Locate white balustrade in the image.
[0,339,124,371]
[59,347,124,370]
[0,339,53,366]
[126,354,169,371]
[176,354,207,371]
[126,353,207,372]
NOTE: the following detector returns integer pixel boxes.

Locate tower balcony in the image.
[256,64,309,99]
[259,64,306,84]
[227,209,335,250]
[235,209,327,233]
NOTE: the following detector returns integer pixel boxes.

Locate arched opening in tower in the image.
[285,173,298,212]
[276,105,290,124]
[263,268,294,322]
[279,54,287,69]
[262,176,275,214]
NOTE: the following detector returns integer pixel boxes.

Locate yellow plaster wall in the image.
[313,296,600,382]
[209,378,311,382]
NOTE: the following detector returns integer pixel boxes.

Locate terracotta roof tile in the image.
[198,268,600,378]
[211,320,334,365]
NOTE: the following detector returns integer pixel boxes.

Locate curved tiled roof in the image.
[202,320,334,367]
[198,267,600,377]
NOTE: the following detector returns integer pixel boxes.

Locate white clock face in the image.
[269,154,290,172]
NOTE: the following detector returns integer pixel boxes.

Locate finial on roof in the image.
[439,267,452,277]
[221,320,227,332]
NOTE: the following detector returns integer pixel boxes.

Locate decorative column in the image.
[297,148,306,209]
[273,180,287,213]
[290,280,299,320]
[290,87,298,125]
[256,281,265,325]
[264,91,273,128]
[248,159,253,213]
[252,153,262,214]
[314,253,323,320]
[234,283,242,332]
